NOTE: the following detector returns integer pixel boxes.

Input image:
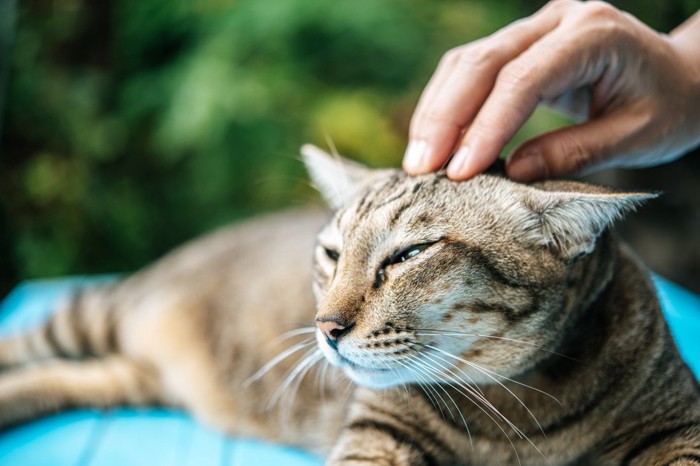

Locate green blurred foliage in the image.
[0,0,697,292]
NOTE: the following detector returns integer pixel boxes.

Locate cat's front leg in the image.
[597,421,700,466]
[617,428,700,466]
[326,387,457,466]
[326,423,435,466]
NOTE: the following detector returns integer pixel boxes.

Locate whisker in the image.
[413,328,578,362]
[285,349,324,411]
[415,347,487,398]
[394,359,448,420]
[405,354,473,447]
[407,352,524,464]
[385,361,412,401]
[394,359,439,410]
[416,350,518,434]
[408,358,458,423]
[342,374,354,399]
[445,380,522,463]
[244,338,316,387]
[278,349,324,424]
[274,327,318,343]
[412,178,427,198]
[388,366,404,393]
[424,343,561,406]
[422,343,549,422]
[421,344,552,464]
[413,350,525,437]
[268,346,322,409]
[316,358,331,404]
[324,132,340,158]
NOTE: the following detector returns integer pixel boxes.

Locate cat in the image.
[0,144,698,465]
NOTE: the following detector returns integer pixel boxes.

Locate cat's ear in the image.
[521,185,657,258]
[301,144,373,210]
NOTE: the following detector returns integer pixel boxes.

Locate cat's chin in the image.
[328,352,401,389]
[343,365,401,390]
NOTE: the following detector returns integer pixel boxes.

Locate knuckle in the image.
[556,133,595,173]
[468,120,496,142]
[471,44,502,66]
[496,61,535,93]
[569,1,629,42]
[579,1,620,22]
[421,109,456,126]
[451,43,502,70]
[439,47,461,67]
[541,0,579,13]
[409,115,462,148]
[411,109,456,137]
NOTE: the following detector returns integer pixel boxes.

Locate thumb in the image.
[505,112,637,181]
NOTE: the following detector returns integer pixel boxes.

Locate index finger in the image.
[403,0,575,175]
[447,21,610,180]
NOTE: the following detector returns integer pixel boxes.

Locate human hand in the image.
[403,0,700,181]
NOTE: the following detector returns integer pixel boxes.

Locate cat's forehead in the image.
[346,170,518,215]
[322,170,522,242]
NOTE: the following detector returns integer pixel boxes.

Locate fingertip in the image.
[402,140,430,175]
[506,149,547,182]
[446,146,473,180]
[446,145,497,181]
[403,139,454,175]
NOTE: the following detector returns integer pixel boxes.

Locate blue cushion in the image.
[0,275,698,465]
[652,276,700,377]
[0,277,323,466]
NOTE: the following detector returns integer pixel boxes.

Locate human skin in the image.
[403,0,700,181]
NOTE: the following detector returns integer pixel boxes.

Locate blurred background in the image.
[1,0,698,298]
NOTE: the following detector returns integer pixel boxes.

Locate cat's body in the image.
[0,146,698,465]
[0,207,347,454]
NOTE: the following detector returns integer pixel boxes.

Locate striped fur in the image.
[0,147,697,465]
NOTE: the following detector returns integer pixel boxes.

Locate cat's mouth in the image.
[337,355,403,389]
[338,354,391,373]
[316,329,406,387]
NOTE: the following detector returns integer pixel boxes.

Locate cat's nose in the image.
[316,319,354,350]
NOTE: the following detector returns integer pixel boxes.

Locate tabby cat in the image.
[0,145,697,465]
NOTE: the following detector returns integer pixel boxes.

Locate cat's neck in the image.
[523,235,658,391]
[566,230,620,317]
[534,232,622,376]
[454,239,661,438]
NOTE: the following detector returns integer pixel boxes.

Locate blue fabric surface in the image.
[652,276,700,377]
[0,277,323,466]
[0,275,698,465]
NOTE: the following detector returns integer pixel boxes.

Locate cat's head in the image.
[301,144,654,389]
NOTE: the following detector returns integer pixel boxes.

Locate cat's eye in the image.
[374,241,438,288]
[391,243,433,265]
[324,247,340,261]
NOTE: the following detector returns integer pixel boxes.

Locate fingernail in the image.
[403,140,429,174]
[446,146,471,179]
[507,150,546,181]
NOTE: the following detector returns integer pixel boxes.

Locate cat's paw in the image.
[326,459,393,466]
[326,451,426,466]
